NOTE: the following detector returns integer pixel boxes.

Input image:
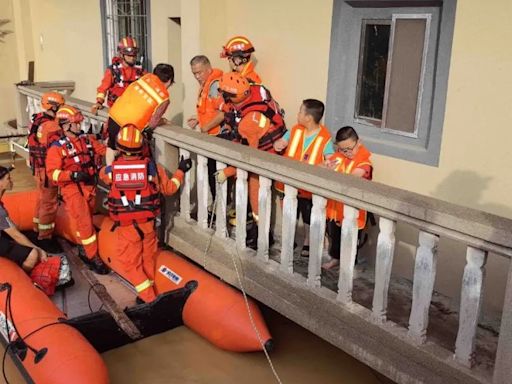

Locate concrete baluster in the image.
[257,176,272,261]
[196,155,209,229]
[215,161,227,238]
[235,168,248,250]
[307,194,327,287]
[337,205,359,303]
[280,184,298,274]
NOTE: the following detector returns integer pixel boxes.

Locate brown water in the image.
[103,307,390,384]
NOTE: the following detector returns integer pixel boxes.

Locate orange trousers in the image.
[114,222,157,302]
[33,168,58,239]
[61,184,97,259]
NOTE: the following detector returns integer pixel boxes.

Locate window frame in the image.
[100,0,152,71]
[326,0,457,166]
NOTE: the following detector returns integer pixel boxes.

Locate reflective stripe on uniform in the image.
[139,78,165,104]
[135,279,152,293]
[38,223,55,230]
[171,177,180,189]
[96,92,105,99]
[52,169,62,181]
[287,130,303,158]
[308,137,325,165]
[258,115,267,129]
[81,233,97,245]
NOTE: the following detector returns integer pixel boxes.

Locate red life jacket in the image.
[55,134,98,179]
[28,112,54,172]
[30,255,61,296]
[107,157,161,226]
[233,84,287,151]
[107,57,145,106]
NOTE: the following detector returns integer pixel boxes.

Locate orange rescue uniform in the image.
[100,160,184,302]
[239,61,261,84]
[46,134,106,259]
[32,121,62,239]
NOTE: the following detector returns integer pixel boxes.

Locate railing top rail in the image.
[15,84,512,257]
[17,84,108,123]
[155,125,512,258]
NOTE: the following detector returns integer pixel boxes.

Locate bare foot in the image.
[322,258,340,270]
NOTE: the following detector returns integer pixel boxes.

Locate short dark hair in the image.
[0,165,14,179]
[190,55,211,66]
[153,63,175,84]
[335,126,359,142]
[302,99,324,124]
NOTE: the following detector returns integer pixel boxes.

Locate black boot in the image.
[246,222,258,250]
[78,250,109,275]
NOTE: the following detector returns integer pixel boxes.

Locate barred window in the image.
[101,0,151,70]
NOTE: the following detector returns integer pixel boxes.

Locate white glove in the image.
[215,170,227,184]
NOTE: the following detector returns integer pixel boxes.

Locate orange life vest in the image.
[109,73,169,130]
[275,124,332,198]
[229,84,286,151]
[325,145,373,229]
[197,68,223,136]
[106,157,161,226]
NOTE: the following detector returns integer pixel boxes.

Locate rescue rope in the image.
[202,187,283,384]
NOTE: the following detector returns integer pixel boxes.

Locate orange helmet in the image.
[220,36,255,58]
[56,105,84,125]
[118,36,139,56]
[41,92,65,111]
[116,124,143,154]
[218,72,250,103]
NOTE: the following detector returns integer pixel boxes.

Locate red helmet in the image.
[218,72,250,103]
[56,105,84,125]
[118,36,139,56]
[41,92,65,111]
[220,36,255,58]
[116,124,143,154]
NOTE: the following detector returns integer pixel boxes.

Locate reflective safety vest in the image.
[53,134,98,179]
[231,84,286,151]
[106,58,145,106]
[275,124,332,198]
[197,68,223,136]
[107,157,161,226]
[109,73,169,130]
[325,146,373,229]
[28,112,55,172]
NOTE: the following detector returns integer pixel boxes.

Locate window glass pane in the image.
[384,18,427,134]
[356,23,391,122]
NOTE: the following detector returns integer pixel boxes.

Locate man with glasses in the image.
[322,126,373,270]
[91,36,147,114]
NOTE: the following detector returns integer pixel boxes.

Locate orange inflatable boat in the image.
[3,190,273,353]
[0,258,109,384]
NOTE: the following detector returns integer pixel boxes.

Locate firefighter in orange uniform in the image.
[27,92,65,244]
[220,36,261,84]
[273,99,335,257]
[46,105,109,274]
[105,63,175,165]
[322,126,373,270]
[91,36,146,114]
[100,124,192,303]
[215,72,287,248]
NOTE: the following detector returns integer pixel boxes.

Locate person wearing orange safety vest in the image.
[215,72,287,248]
[322,126,373,270]
[273,99,334,257]
[100,124,192,303]
[46,105,109,275]
[104,63,175,166]
[220,35,262,84]
[27,92,65,245]
[91,36,146,114]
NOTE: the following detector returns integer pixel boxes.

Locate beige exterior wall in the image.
[0,0,21,126]
[3,0,510,312]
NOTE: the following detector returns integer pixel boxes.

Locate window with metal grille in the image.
[100,0,151,70]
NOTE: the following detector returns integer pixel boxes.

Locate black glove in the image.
[178,156,192,173]
[142,127,153,141]
[71,171,92,183]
